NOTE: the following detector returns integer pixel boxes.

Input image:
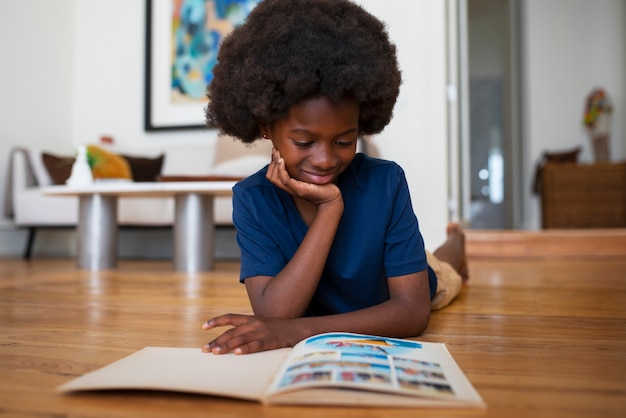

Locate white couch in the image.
[5,139,272,258]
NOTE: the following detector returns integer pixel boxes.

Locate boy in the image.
[202,0,465,355]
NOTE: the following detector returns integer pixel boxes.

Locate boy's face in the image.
[265,96,359,185]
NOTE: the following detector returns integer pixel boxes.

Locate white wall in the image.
[0,0,74,255]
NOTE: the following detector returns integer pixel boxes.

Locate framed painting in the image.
[145,0,261,131]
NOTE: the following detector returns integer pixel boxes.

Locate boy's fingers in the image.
[277,159,290,184]
[203,314,252,329]
[203,326,262,355]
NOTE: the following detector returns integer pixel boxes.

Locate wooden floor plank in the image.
[1,249,625,417]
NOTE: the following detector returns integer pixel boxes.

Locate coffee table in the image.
[41,181,238,272]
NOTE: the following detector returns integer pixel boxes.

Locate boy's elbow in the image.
[413,307,431,336]
[404,304,430,337]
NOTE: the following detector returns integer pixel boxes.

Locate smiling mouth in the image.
[302,171,337,185]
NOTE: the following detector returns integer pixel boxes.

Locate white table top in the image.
[41,181,237,198]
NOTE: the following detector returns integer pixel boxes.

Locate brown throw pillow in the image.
[121,154,165,182]
[41,152,75,185]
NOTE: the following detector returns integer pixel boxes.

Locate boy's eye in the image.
[292,140,313,148]
[336,139,355,147]
[290,136,356,148]
[335,136,357,147]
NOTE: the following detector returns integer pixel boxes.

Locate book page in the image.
[58,346,291,402]
[264,333,485,407]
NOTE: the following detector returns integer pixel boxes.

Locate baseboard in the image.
[466,228,626,258]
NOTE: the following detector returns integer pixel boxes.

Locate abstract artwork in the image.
[145,0,261,130]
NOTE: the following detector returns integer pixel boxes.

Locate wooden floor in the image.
[1,230,625,417]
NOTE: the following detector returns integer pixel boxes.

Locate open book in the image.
[58,332,485,408]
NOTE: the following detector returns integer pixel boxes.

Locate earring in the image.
[263,134,270,139]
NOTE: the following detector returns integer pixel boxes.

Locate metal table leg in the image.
[77,194,118,270]
[174,193,215,273]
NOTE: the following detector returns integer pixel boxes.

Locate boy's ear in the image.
[258,124,278,150]
[259,124,271,139]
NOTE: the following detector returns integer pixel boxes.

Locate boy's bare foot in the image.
[445,222,469,282]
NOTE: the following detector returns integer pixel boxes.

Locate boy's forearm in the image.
[294,298,430,342]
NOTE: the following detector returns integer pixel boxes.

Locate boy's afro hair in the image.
[205,0,402,143]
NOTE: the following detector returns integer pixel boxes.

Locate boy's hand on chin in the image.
[266,149,341,206]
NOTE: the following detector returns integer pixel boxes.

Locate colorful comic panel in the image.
[393,356,455,397]
[304,333,423,357]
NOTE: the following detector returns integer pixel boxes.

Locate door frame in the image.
[445,0,525,229]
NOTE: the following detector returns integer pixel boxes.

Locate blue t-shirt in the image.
[232,153,435,316]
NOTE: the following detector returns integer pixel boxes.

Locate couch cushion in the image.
[211,155,268,177]
[87,145,132,180]
[119,154,165,182]
[13,188,78,225]
[157,143,215,176]
[214,136,272,165]
[42,152,75,185]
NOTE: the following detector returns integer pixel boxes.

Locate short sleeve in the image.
[232,177,304,282]
[383,166,428,278]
